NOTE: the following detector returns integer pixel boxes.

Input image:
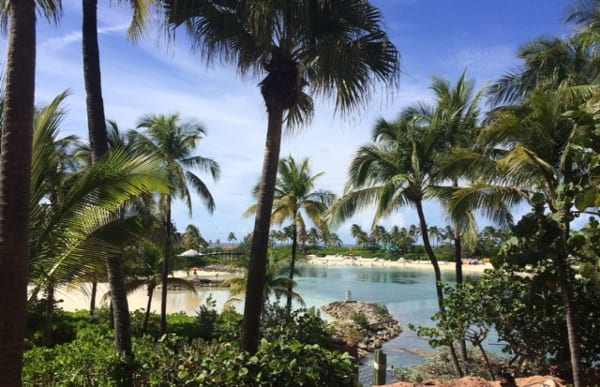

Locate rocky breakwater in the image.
[322,300,402,359]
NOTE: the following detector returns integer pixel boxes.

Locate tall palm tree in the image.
[427,74,485,288]
[133,113,220,334]
[163,0,399,353]
[478,88,588,385]
[81,2,156,372]
[330,115,464,376]
[0,0,60,383]
[246,155,334,311]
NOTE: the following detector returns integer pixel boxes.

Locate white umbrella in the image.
[178,249,200,257]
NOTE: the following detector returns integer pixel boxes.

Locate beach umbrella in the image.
[178,249,200,257]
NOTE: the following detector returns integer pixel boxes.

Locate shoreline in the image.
[303,255,494,274]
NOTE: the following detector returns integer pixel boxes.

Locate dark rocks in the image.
[322,300,402,359]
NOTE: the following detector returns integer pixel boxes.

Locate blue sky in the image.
[3,0,572,244]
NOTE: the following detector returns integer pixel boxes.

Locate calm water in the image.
[294,264,467,383]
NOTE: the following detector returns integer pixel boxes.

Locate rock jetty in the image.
[322,300,402,359]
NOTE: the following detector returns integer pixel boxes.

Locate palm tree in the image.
[227,232,237,244]
[80,2,156,371]
[133,113,220,334]
[183,224,208,250]
[224,259,304,311]
[245,155,334,311]
[27,91,81,346]
[428,226,440,248]
[478,88,588,385]
[330,115,464,375]
[163,0,399,353]
[306,227,320,248]
[108,240,196,333]
[350,224,368,247]
[0,1,60,382]
[487,36,598,106]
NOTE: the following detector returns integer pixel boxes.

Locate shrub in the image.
[351,311,369,328]
[391,346,506,383]
[24,330,357,386]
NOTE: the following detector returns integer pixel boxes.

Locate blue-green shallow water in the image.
[294,264,481,385]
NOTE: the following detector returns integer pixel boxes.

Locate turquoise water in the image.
[294,264,482,384]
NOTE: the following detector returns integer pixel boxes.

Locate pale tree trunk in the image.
[415,201,463,378]
[453,223,468,363]
[241,107,284,354]
[160,198,172,334]
[557,225,582,387]
[0,1,36,384]
[143,284,155,334]
[286,219,298,312]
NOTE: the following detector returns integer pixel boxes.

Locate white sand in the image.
[304,255,494,274]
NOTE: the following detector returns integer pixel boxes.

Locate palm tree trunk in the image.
[286,221,298,312]
[453,221,467,362]
[0,1,36,384]
[161,198,172,334]
[44,281,55,347]
[557,230,582,387]
[143,284,155,334]
[82,0,132,375]
[415,200,463,377]
[82,0,108,164]
[89,278,97,317]
[106,254,133,356]
[241,107,284,354]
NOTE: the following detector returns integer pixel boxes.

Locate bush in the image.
[24,329,357,386]
[351,311,369,328]
[261,303,335,347]
[391,346,506,383]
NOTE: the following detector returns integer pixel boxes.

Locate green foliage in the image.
[24,326,131,386]
[391,346,506,383]
[372,303,389,317]
[260,303,335,348]
[412,265,600,375]
[23,325,356,386]
[196,294,219,340]
[351,311,369,328]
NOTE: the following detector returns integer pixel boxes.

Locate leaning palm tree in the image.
[329,115,465,376]
[163,0,400,353]
[132,113,220,334]
[245,155,334,311]
[0,1,60,383]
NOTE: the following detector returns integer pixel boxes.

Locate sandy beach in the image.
[52,261,490,315]
[303,254,494,274]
